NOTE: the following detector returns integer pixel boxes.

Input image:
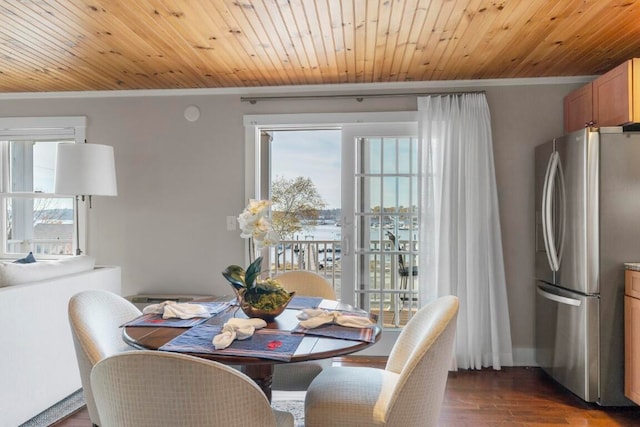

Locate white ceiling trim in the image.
[0,75,596,101]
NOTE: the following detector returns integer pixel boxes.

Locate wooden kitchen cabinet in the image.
[625,269,640,405]
[593,58,640,128]
[564,58,640,133]
[564,82,593,133]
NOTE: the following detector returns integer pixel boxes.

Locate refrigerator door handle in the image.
[556,154,566,266]
[537,286,582,307]
[543,151,564,272]
[541,152,555,271]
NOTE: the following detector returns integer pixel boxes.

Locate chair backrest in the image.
[91,350,280,427]
[384,295,459,426]
[68,290,141,426]
[275,270,336,299]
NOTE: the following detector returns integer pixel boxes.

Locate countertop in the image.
[624,263,640,271]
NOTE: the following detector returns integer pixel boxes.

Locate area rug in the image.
[271,399,305,427]
[18,389,305,427]
[20,389,85,427]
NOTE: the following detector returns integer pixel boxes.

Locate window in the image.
[0,117,86,258]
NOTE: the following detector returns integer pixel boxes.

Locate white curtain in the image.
[418,93,513,370]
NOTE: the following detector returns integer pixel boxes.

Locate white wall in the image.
[0,81,581,364]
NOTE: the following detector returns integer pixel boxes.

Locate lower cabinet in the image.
[625,270,640,405]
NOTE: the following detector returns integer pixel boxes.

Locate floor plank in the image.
[439,367,640,427]
[52,360,640,426]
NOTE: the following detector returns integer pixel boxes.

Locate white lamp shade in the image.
[54,143,117,196]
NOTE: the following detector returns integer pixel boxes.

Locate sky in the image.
[270,129,341,209]
[269,129,418,212]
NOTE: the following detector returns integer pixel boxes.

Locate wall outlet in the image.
[226,216,237,231]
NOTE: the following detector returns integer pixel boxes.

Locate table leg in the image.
[242,364,274,402]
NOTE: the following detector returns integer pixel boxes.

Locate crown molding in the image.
[0,76,596,101]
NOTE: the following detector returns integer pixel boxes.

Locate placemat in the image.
[292,323,377,343]
[287,296,324,310]
[121,302,231,328]
[159,323,304,361]
[121,313,209,328]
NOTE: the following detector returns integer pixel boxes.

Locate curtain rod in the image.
[240,90,486,104]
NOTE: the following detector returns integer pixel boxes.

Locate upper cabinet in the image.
[564,58,640,133]
[564,82,593,133]
[594,59,640,128]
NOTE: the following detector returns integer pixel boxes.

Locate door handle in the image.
[537,286,582,307]
[343,235,350,256]
[544,151,565,272]
[541,152,556,271]
[555,155,566,266]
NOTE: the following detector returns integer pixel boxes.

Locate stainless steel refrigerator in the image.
[535,126,640,406]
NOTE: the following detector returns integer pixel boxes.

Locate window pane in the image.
[382,140,397,174]
[382,176,398,212]
[10,140,70,193]
[364,176,381,213]
[5,197,74,255]
[33,142,59,193]
[398,138,412,174]
[367,138,381,174]
[10,141,31,192]
[398,176,411,208]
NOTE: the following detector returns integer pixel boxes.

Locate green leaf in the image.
[222,264,246,290]
[244,257,263,290]
[255,280,280,293]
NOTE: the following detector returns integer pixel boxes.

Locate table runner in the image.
[159,323,304,361]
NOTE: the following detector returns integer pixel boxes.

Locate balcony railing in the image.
[267,237,419,328]
[7,239,73,256]
[267,239,342,295]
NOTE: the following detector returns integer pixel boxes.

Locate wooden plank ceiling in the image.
[1,0,640,93]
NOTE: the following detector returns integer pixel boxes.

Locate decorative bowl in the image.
[235,289,295,322]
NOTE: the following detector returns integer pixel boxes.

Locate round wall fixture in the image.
[184,105,200,122]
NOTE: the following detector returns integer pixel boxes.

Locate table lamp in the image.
[54,142,117,255]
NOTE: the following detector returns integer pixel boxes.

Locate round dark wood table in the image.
[123,299,381,401]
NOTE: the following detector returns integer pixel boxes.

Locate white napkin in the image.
[297,309,375,329]
[212,318,267,350]
[142,300,210,319]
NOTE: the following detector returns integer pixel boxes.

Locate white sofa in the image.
[0,257,121,427]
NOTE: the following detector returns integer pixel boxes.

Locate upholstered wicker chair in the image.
[272,270,337,391]
[90,350,294,427]
[68,290,142,427]
[275,270,337,300]
[305,295,459,427]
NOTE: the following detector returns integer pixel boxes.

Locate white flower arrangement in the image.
[237,199,280,257]
[223,199,291,317]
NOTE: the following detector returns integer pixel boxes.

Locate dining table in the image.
[122,296,381,401]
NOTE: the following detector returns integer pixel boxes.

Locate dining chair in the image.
[90,350,295,427]
[68,290,142,427]
[304,295,459,427]
[272,270,337,391]
[276,270,337,300]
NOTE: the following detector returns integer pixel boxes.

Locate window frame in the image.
[0,116,87,259]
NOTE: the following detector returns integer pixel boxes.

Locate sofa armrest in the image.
[0,255,96,287]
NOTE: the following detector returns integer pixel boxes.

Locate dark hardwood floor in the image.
[52,357,640,427]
